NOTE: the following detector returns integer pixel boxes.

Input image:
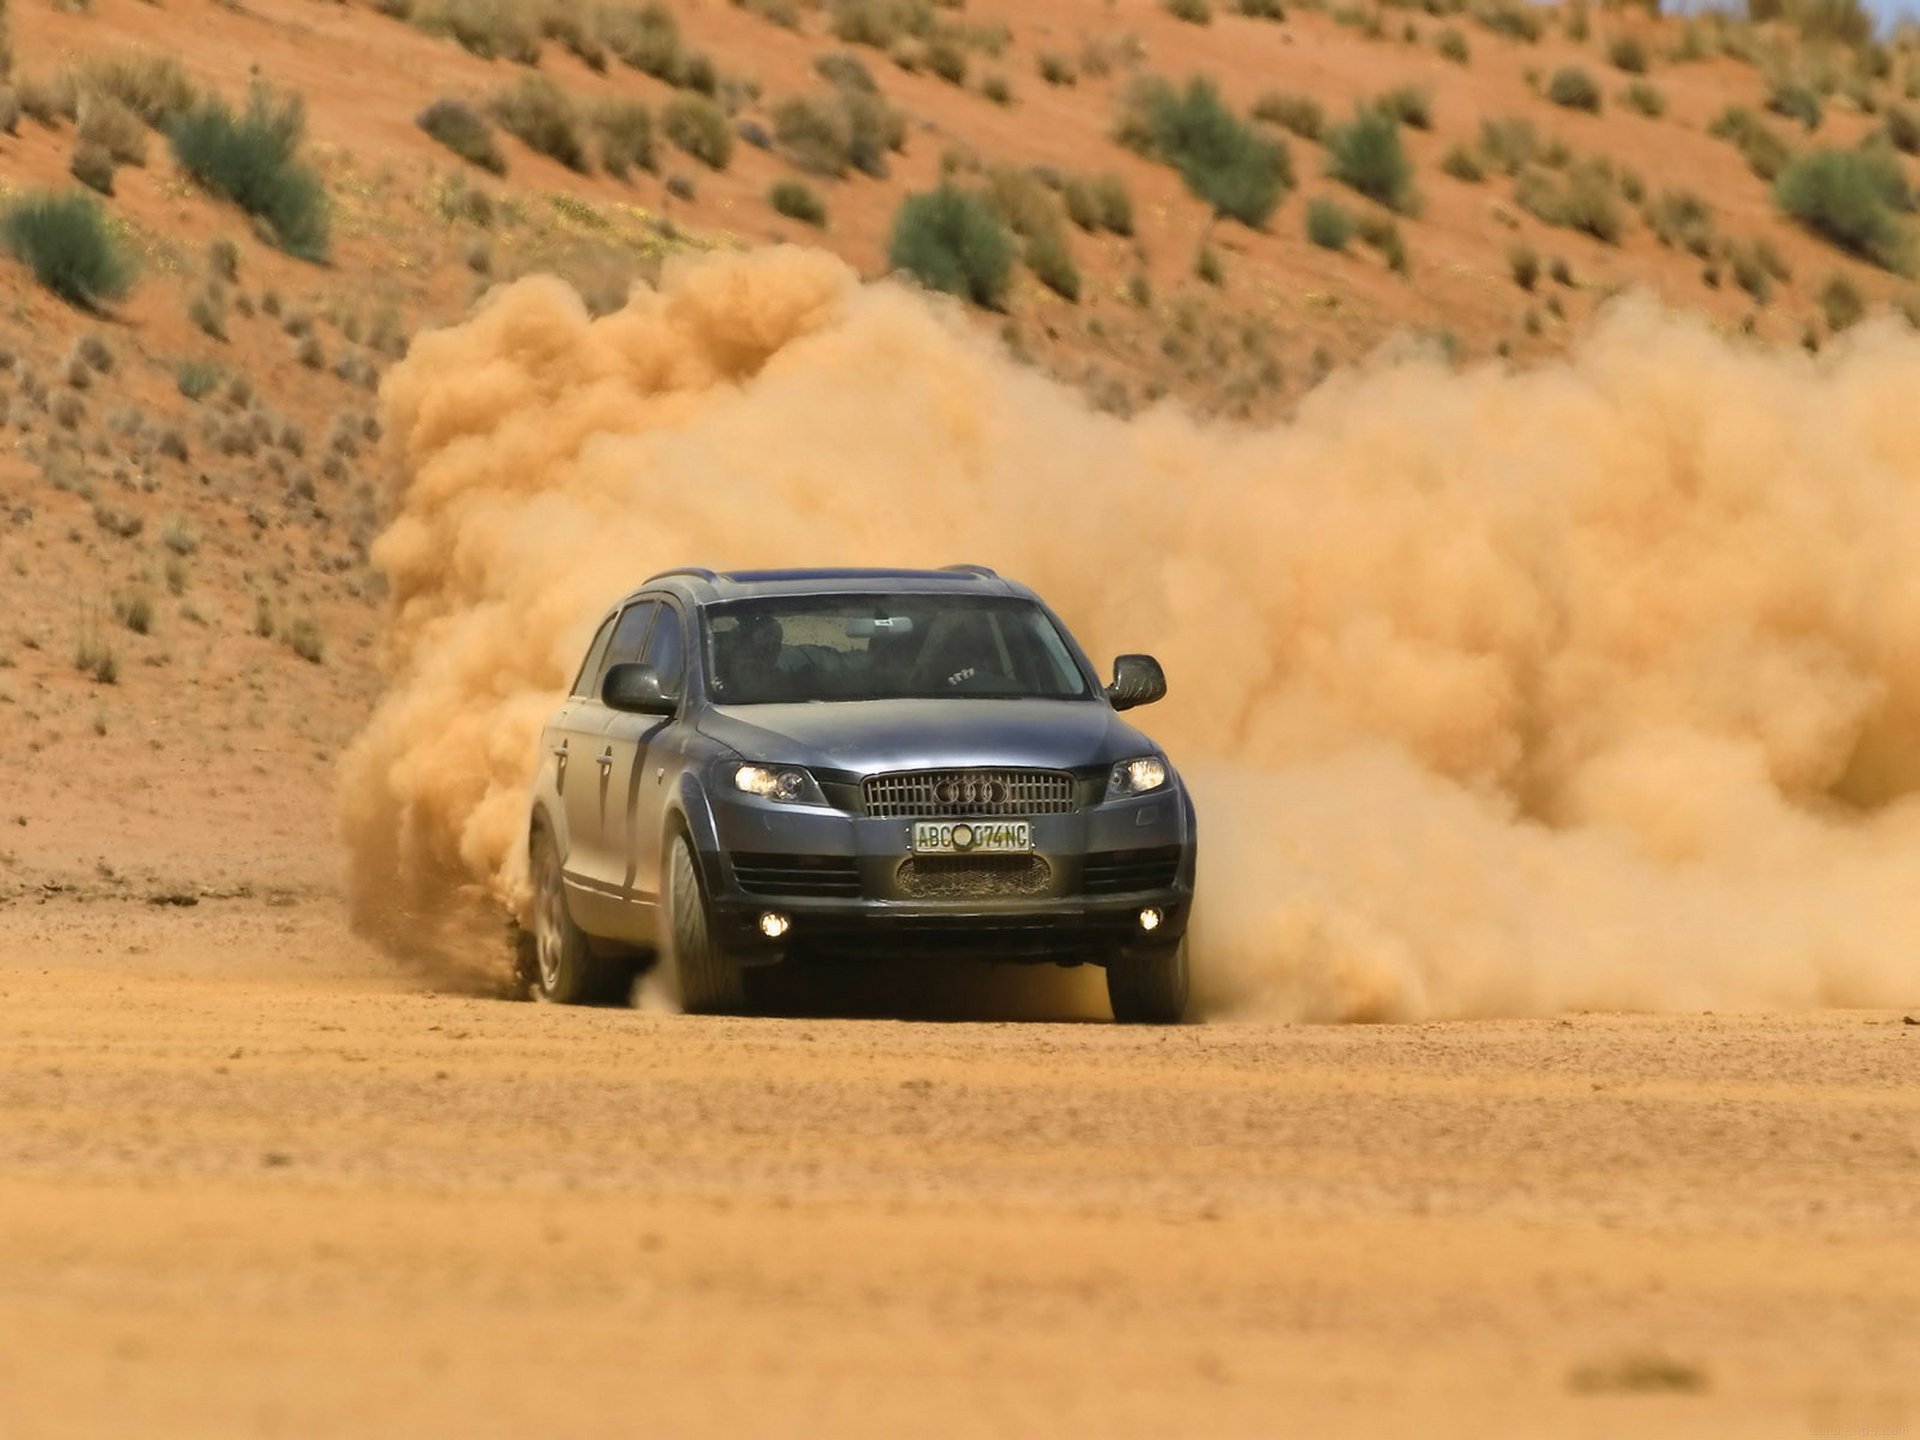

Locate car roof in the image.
[618,565,1035,607]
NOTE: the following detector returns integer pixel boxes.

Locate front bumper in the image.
[704,786,1195,966]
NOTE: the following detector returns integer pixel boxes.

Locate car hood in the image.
[696,698,1153,775]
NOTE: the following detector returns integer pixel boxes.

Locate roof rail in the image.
[643,566,720,584]
[940,563,999,579]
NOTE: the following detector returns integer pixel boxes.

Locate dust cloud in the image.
[339,245,1920,1018]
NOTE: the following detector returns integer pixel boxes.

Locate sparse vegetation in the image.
[1376,85,1432,131]
[1765,75,1822,133]
[1117,76,1292,228]
[1440,142,1484,182]
[1518,159,1626,243]
[1546,66,1602,113]
[887,185,1015,309]
[1062,173,1133,235]
[1775,147,1914,274]
[286,617,326,665]
[591,99,655,178]
[1436,27,1470,63]
[1324,106,1417,214]
[169,83,330,260]
[417,98,505,174]
[0,189,134,308]
[1568,1351,1707,1395]
[769,178,827,226]
[1606,33,1649,74]
[1306,195,1357,250]
[1647,188,1715,256]
[1164,0,1212,23]
[1252,90,1324,142]
[1621,82,1666,117]
[70,141,116,194]
[490,76,587,172]
[1710,106,1793,181]
[1509,242,1540,290]
[663,92,732,169]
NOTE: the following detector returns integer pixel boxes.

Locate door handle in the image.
[551,743,569,759]
[597,748,614,770]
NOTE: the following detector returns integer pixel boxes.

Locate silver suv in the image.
[521,566,1195,1022]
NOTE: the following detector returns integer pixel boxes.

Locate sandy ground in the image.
[0,896,1914,1439]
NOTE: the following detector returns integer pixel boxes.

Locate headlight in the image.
[1108,756,1168,797]
[732,763,820,804]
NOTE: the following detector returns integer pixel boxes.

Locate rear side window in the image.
[570,614,618,698]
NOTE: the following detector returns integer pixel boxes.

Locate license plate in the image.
[911,819,1032,855]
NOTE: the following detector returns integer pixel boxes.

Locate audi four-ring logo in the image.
[935,778,1007,805]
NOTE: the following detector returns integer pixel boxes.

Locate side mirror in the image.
[603,662,677,716]
[1106,654,1167,711]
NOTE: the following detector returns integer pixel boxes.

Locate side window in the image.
[569,614,618,698]
[602,600,659,676]
[643,603,685,690]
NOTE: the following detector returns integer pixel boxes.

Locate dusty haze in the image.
[338,246,1920,1019]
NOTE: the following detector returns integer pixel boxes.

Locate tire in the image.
[665,834,745,1014]
[1105,937,1190,1024]
[528,828,629,1005]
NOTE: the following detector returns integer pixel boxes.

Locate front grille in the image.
[895,854,1053,900]
[730,852,862,898]
[863,769,1077,818]
[1081,845,1184,895]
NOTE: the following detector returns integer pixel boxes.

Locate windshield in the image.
[703,593,1092,705]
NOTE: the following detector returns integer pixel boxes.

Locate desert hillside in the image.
[1,0,1917,898]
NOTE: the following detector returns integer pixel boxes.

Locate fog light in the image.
[758,911,790,939]
[1138,907,1163,932]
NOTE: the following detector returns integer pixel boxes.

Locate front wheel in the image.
[1105,938,1190,1024]
[527,828,629,1005]
[665,835,746,1014]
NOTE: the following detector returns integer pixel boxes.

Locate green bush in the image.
[1621,81,1666,118]
[1546,66,1602,113]
[1886,104,1920,157]
[1709,106,1792,180]
[1252,89,1323,141]
[601,3,688,81]
[925,36,968,85]
[492,77,588,172]
[773,93,852,175]
[769,178,827,226]
[70,141,116,194]
[74,52,197,128]
[1478,116,1536,174]
[1819,271,1865,330]
[1024,226,1080,300]
[417,0,541,63]
[1476,0,1541,42]
[1120,75,1293,227]
[887,185,1014,308]
[1440,141,1484,182]
[1647,188,1715,255]
[830,0,935,49]
[1,189,135,308]
[663,93,732,169]
[77,92,147,165]
[1606,33,1648,73]
[1194,244,1223,285]
[1305,195,1357,249]
[1164,0,1212,21]
[1037,52,1077,86]
[1765,75,1822,132]
[1775,147,1914,274]
[1517,160,1624,243]
[1508,241,1539,290]
[1324,106,1416,213]
[1377,85,1432,130]
[815,49,878,94]
[169,83,330,260]
[1436,27,1471,63]
[417,98,505,174]
[1063,173,1133,234]
[592,100,655,178]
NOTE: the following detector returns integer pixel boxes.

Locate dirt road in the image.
[1,896,1915,1439]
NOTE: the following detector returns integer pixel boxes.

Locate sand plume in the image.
[339,245,1920,1017]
